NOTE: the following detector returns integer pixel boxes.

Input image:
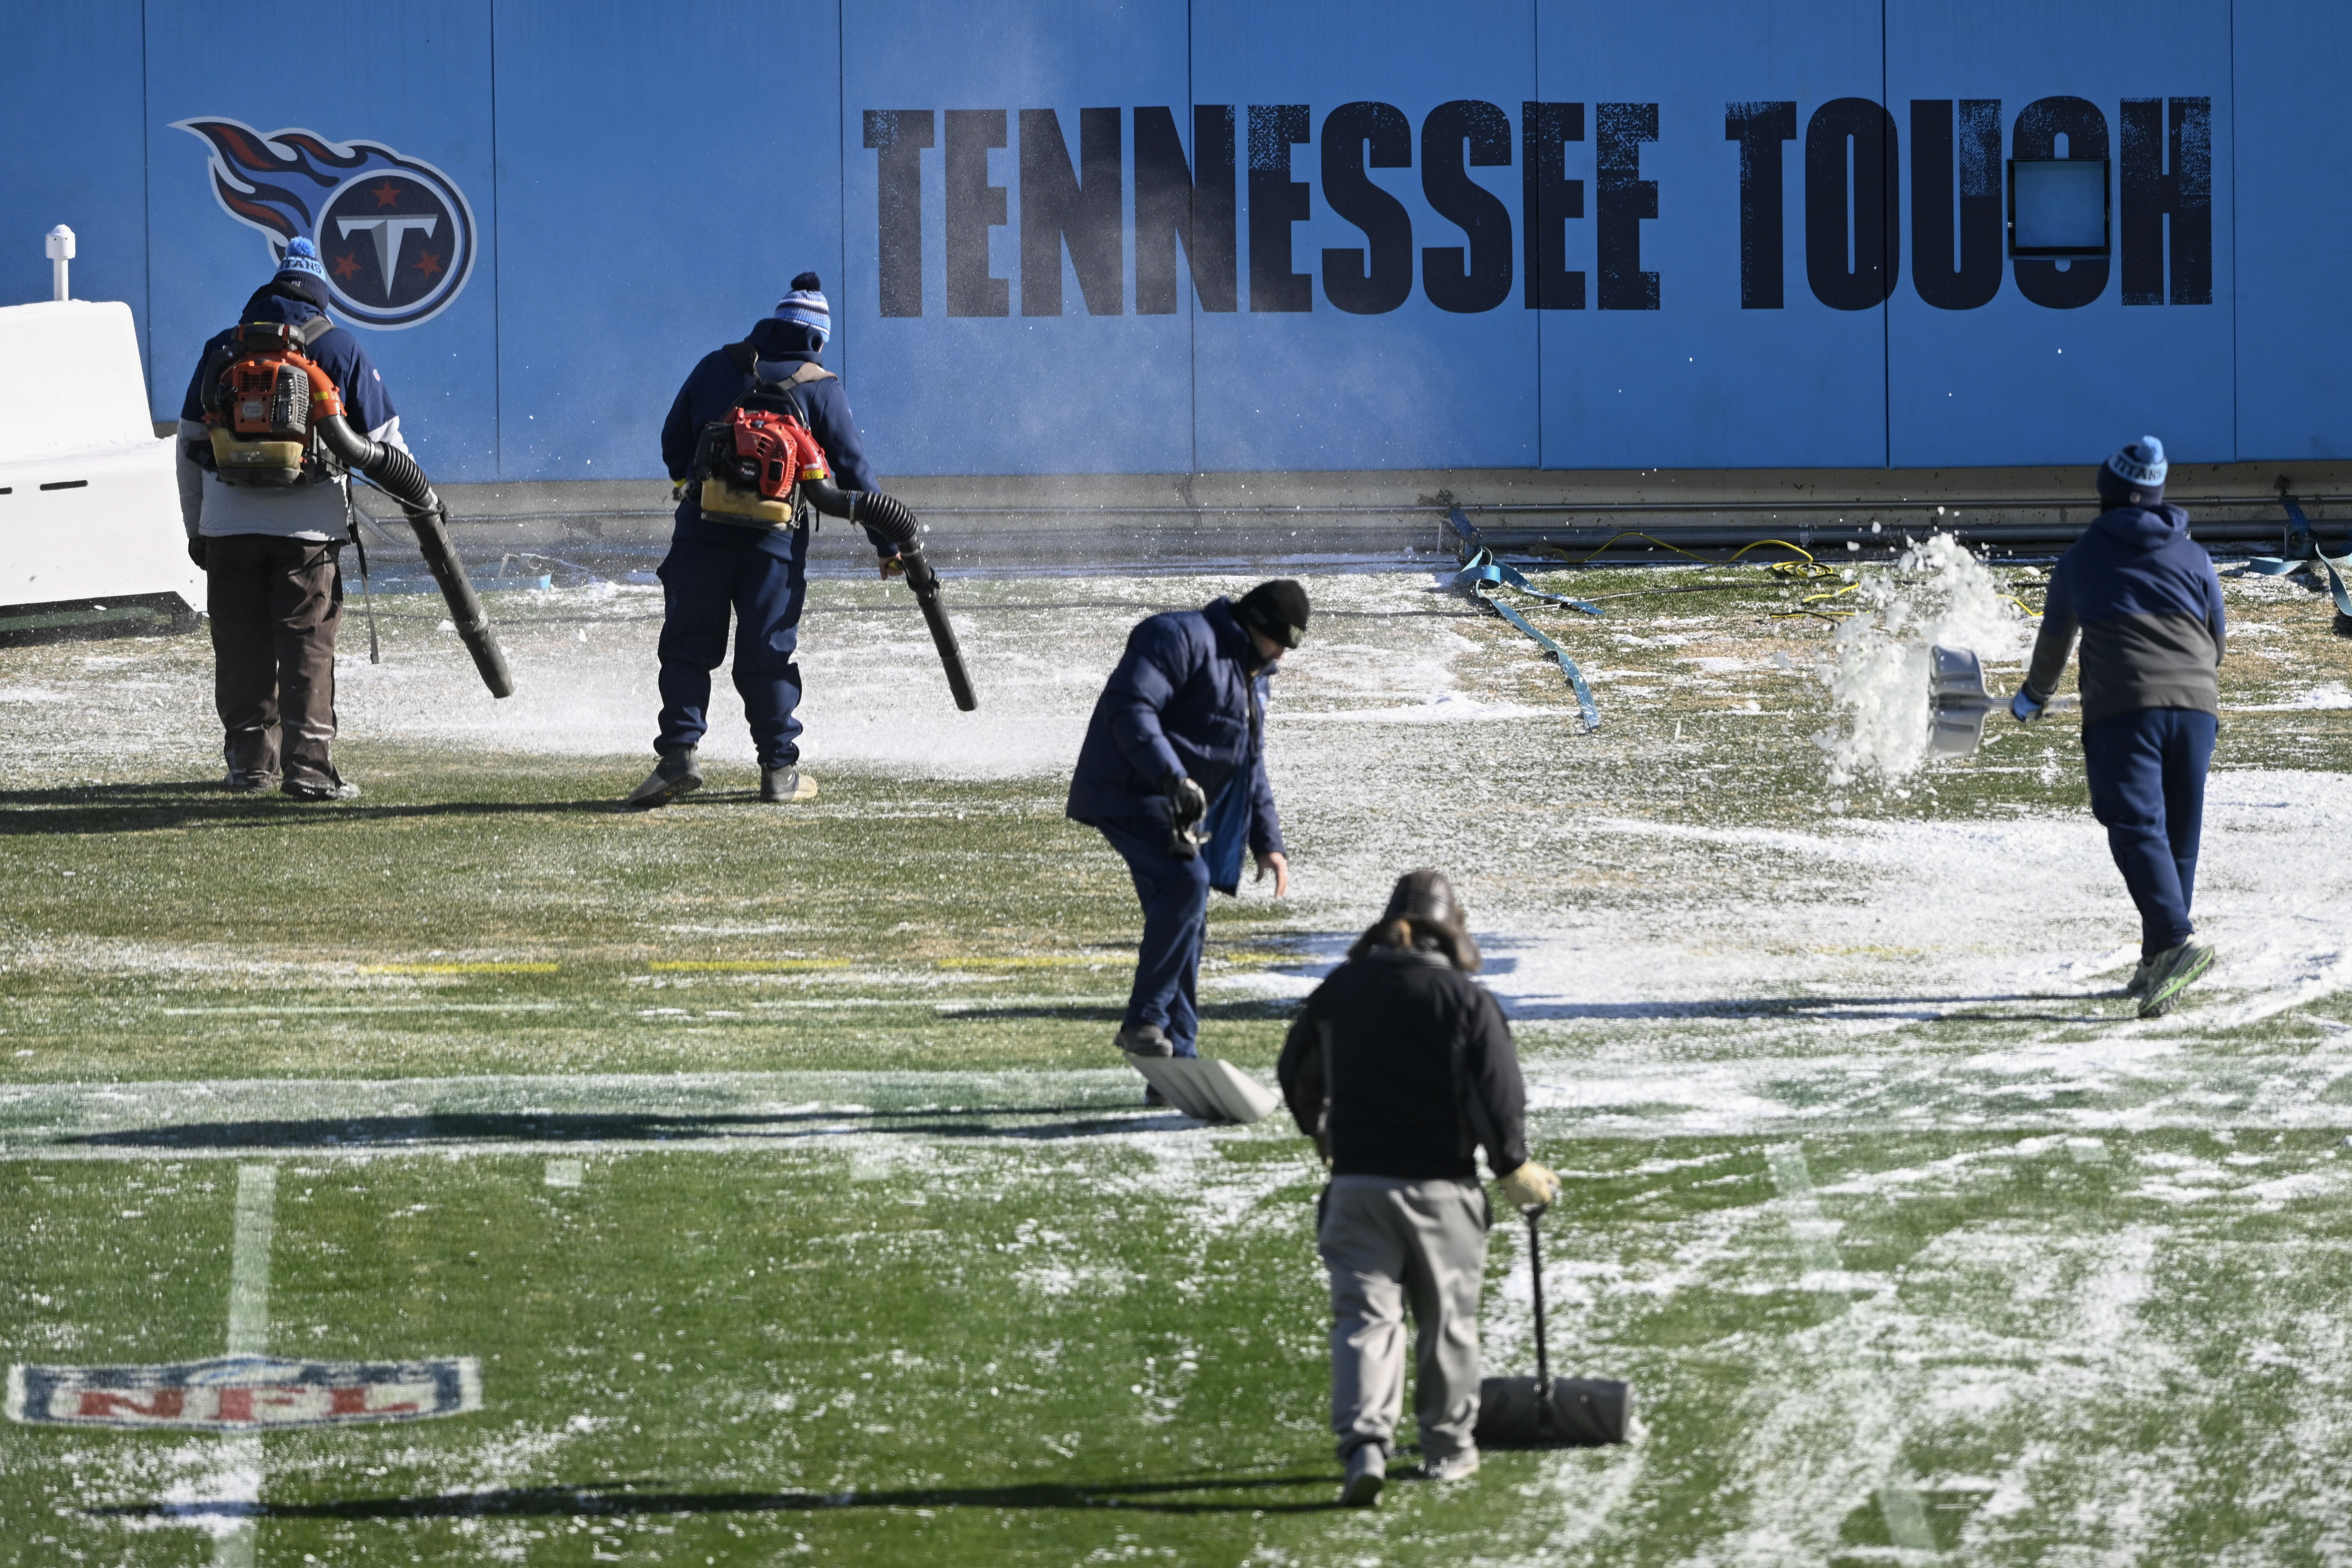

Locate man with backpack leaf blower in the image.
[629,273,973,809]
[178,238,510,801]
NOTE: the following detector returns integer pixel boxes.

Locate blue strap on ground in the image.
[1449,546,1601,731]
[2242,499,2352,616]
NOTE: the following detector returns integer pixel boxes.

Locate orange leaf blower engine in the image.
[197,319,348,488]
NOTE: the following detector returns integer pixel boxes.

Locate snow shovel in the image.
[1128,1055,1280,1124]
[1474,1205,1633,1448]
[1927,644,2073,761]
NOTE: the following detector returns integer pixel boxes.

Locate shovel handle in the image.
[1526,1207,1549,1398]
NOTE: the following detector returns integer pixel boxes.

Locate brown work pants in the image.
[206,535,344,789]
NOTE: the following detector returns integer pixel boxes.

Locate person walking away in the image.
[176,238,405,800]
[1067,581,1306,1077]
[1276,869,1561,1508]
[627,273,893,807]
[2013,434,2225,1017]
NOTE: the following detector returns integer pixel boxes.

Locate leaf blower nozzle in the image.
[801,479,977,711]
[313,415,514,699]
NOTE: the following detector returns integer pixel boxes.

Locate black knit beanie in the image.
[1234,579,1311,648]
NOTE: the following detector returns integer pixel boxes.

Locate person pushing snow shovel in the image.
[1276,870,1561,1508]
[1067,582,1304,1098]
[2012,435,2224,1017]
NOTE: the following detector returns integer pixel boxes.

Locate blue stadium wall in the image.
[5,1,2347,485]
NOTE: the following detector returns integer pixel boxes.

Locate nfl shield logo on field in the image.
[6,1355,481,1430]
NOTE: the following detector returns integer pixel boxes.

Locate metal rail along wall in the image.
[3,0,2345,485]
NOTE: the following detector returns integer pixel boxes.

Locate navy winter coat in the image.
[2025,504,2228,723]
[1067,597,1284,890]
[659,318,881,561]
[179,288,397,441]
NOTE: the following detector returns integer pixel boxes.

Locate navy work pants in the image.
[1095,816,1211,1057]
[2081,707,2217,957]
[654,531,809,768]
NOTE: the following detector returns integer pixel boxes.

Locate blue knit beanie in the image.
[275,236,327,284]
[2097,434,2167,509]
[772,271,830,342]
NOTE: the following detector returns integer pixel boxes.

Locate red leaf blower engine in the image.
[692,390,976,712]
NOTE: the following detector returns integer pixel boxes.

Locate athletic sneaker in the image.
[761,766,818,803]
[2138,937,2216,1018]
[625,747,702,810]
[1115,1023,1173,1057]
[1421,1449,1481,1483]
[1339,1446,1385,1508]
[2122,958,2155,999]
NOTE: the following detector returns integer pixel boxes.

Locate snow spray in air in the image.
[1816,534,2031,786]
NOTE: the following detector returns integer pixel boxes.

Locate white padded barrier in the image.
[0,300,202,612]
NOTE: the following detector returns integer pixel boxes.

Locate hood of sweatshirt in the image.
[2092,502,2190,551]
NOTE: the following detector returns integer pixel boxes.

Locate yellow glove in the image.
[670,479,690,503]
[1497,1160,1560,1212]
[878,554,906,579]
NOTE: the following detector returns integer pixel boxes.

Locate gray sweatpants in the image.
[1318,1173,1489,1464]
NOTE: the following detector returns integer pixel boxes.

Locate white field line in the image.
[211,1163,275,1568]
[1766,1143,1938,1558]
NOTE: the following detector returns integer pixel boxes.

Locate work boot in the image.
[1142,1083,1169,1108]
[2138,936,2216,1018]
[625,747,702,810]
[760,765,818,803]
[1116,1022,1173,1057]
[282,777,361,801]
[222,769,276,794]
[1339,1445,1385,1508]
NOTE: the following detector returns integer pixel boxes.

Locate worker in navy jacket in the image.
[1068,582,1309,1066]
[627,273,890,808]
[176,238,404,801]
[2014,435,2226,1018]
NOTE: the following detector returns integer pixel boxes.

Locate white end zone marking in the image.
[1766,1143,1938,1557]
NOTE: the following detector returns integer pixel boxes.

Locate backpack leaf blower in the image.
[199,320,514,699]
[692,387,976,711]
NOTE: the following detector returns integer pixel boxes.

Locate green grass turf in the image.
[8,1127,2352,1564]
[3,556,2350,1562]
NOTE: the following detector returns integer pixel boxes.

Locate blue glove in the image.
[2010,685,2046,723]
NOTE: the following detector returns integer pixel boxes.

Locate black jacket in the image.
[1277,945,1528,1181]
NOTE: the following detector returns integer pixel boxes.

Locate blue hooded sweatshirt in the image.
[2025,503,2227,724]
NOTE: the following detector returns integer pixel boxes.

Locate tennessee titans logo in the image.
[176,118,476,330]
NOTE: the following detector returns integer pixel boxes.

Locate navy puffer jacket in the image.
[1067,597,1284,884]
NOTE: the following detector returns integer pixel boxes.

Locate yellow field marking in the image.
[933,955,1118,971]
[650,959,851,972]
[361,962,560,975]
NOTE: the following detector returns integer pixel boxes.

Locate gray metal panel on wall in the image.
[1536,0,1889,470]
[1188,0,1539,473]
[842,0,1193,478]
[0,2,149,383]
[493,1,841,482]
[1885,0,2233,469]
[144,0,499,481]
[2233,0,2352,462]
